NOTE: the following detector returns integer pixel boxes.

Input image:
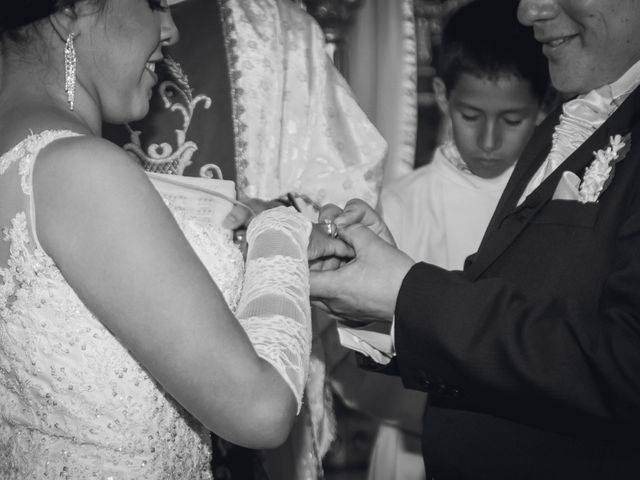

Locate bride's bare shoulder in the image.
[35,124,142,176]
[30,131,153,232]
[31,130,162,251]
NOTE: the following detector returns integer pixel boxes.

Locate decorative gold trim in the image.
[218,0,249,194]
[398,0,418,175]
[123,56,212,175]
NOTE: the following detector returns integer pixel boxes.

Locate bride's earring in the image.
[64,32,77,111]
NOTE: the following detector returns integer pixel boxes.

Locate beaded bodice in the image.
[0,131,245,479]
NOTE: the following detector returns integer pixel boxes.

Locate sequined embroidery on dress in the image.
[0,130,244,479]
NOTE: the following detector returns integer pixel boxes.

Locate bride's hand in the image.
[222,198,280,230]
[308,222,354,271]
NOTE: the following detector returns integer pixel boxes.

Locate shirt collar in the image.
[441,140,470,173]
[589,58,640,108]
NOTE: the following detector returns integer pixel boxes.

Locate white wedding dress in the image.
[0,130,310,479]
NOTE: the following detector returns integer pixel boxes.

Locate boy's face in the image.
[445,73,541,179]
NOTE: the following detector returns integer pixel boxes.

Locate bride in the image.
[0,0,349,478]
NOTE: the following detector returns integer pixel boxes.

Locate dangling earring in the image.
[64,32,77,111]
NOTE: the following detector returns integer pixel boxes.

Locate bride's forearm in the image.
[236,207,312,413]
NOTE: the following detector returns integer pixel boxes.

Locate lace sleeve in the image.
[237,207,312,412]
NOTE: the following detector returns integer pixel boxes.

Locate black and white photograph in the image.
[1,0,639,479]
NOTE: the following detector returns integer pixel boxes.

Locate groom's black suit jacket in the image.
[392,84,640,479]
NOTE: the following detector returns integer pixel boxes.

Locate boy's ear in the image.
[49,7,78,42]
[433,77,450,116]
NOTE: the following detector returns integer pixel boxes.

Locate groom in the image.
[312,0,640,478]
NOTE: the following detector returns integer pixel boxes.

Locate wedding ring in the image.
[322,219,338,238]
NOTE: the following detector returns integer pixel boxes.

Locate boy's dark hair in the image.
[439,0,550,103]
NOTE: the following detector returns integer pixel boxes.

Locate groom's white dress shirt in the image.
[520,58,640,203]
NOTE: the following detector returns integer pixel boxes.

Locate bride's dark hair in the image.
[0,0,106,40]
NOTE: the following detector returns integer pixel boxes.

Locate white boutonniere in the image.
[579,134,632,203]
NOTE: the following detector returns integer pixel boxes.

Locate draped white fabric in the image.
[223,0,387,208]
[346,0,418,186]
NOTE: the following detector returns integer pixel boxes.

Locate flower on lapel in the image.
[579,134,631,203]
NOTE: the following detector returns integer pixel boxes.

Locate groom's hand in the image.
[334,199,396,246]
[315,199,396,272]
[310,222,414,323]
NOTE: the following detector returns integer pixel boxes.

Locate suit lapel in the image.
[478,105,560,246]
[466,86,640,281]
[464,107,559,279]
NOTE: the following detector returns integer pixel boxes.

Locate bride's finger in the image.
[222,204,253,229]
[309,224,354,261]
[318,203,343,223]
